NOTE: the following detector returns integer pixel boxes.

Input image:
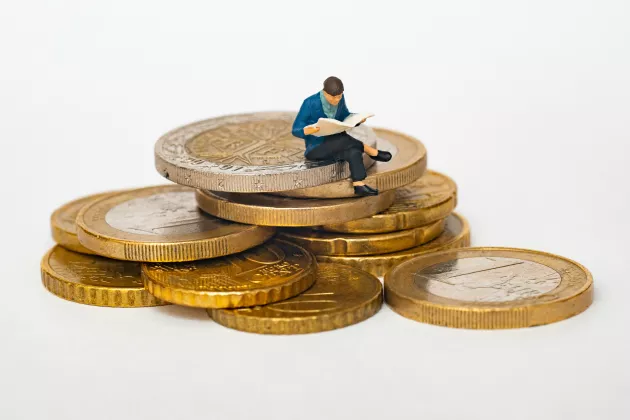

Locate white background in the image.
[1,1,629,419]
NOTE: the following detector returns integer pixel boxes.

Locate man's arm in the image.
[292,100,311,139]
[338,97,351,121]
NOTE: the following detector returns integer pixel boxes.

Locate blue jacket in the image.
[292,92,351,155]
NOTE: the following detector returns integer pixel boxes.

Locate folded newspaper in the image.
[306,113,374,137]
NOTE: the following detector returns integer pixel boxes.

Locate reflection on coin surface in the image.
[319,170,457,233]
[209,263,382,334]
[317,213,470,277]
[41,246,167,307]
[142,239,316,308]
[278,218,445,256]
[384,247,593,329]
[195,188,396,227]
[276,128,427,198]
[50,191,117,254]
[154,112,377,192]
[76,185,275,262]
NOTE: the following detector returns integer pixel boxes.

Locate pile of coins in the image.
[42,112,593,332]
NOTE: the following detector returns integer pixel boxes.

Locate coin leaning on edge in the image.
[41,245,167,308]
[141,238,317,309]
[195,188,397,227]
[316,213,471,277]
[209,263,383,334]
[384,247,594,329]
[75,185,275,262]
[154,111,378,193]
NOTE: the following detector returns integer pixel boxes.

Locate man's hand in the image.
[360,118,367,124]
[304,126,320,135]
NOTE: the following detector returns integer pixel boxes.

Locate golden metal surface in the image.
[209,263,382,334]
[142,239,316,308]
[154,112,377,192]
[41,246,167,307]
[384,247,593,329]
[278,218,445,256]
[275,128,427,198]
[195,188,396,227]
[76,185,275,262]
[319,170,457,233]
[50,191,116,255]
[316,213,470,277]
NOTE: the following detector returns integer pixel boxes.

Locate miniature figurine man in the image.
[292,76,392,196]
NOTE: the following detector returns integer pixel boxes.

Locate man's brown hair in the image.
[323,76,344,96]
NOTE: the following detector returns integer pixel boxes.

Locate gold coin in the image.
[41,246,167,308]
[51,191,116,254]
[275,127,427,198]
[154,112,378,192]
[195,188,396,227]
[278,218,445,256]
[319,170,457,233]
[142,239,316,308]
[209,263,382,334]
[76,185,275,262]
[384,247,593,329]
[317,213,470,277]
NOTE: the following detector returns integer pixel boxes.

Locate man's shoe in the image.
[369,150,392,162]
[364,184,379,193]
[353,185,378,196]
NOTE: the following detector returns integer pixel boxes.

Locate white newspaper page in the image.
[307,113,374,136]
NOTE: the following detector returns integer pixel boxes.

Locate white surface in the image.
[1,1,629,419]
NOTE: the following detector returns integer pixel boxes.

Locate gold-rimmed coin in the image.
[142,239,316,308]
[317,213,470,277]
[50,191,117,254]
[319,170,457,233]
[41,246,167,307]
[278,218,445,256]
[209,263,382,334]
[384,247,593,329]
[154,112,378,192]
[195,189,396,227]
[76,185,275,262]
[275,127,427,198]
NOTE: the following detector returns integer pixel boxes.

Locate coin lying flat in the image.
[76,185,275,262]
[318,170,457,233]
[154,112,377,192]
[195,188,396,227]
[209,263,382,334]
[41,246,167,307]
[317,213,470,277]
[275,128,427,198]
[278,218,445,256]
[142,239,316,308]
[384,247,593,329]
[50,191,117,255]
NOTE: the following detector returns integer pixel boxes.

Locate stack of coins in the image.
[42,111,593,331]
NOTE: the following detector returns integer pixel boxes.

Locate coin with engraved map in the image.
[277,218,445,256]
[209,263,382,334]
[317,213,470,277]
[274,128,427,198]
[154,112,378,192]
[384,247,593,329]
[318,170,457,233]
[50,191,119,255]
[195,188,396,227]
[41,246,167,307]
[142,239,316,308]
[76,185,275,262]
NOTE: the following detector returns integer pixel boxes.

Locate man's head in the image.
[322,76,344,105]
